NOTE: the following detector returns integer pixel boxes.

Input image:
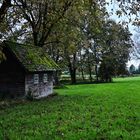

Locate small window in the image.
[34,74,39,84]
[43,74,48,83]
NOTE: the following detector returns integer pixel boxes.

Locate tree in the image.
[62,25,82,84]
[0,0,12,62]
[98,20,133,82]
[62,0,107,84]
[77,0,107,82]
[44,0,107,84]
[129,64,136,74]
[10,0,74,47]
[110,0,140,27]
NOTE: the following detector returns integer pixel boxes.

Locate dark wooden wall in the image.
[0,48,25,98]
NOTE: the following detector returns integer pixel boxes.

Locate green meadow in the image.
[0,77,140,140]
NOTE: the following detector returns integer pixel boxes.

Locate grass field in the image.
[0,77,140,139]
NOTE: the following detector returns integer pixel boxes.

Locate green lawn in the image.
[0,77,140,140]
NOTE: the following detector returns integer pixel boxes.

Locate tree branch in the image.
[0,0,11,23]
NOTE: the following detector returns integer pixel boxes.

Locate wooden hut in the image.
[0,41,59,99]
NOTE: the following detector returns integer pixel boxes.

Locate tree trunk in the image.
[88,65,92,82]
[87,50,92,82]
[79,48,85,81]
[81,67,85,81]
[93,43,99,82]
[33,31,39,46]
[69,68,76,84]
[0,0,11,23]
[68,54,77,84]
[53,70,60,86]
[95,64,99,81]
[52,49,60,85]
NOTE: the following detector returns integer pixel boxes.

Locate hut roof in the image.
[2,41,60,72]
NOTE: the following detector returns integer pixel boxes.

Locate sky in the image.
[106,0,140,68]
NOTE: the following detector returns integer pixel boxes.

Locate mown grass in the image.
[0,77,140,140]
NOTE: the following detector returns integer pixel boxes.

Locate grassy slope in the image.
[0,77,140,140]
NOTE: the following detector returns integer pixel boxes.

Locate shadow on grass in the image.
[60,80,115,86]
[0,94,90,111]
[60,76,140,87]
[114,78,140,84]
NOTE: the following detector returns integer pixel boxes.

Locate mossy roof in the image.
[3,41,60,72]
